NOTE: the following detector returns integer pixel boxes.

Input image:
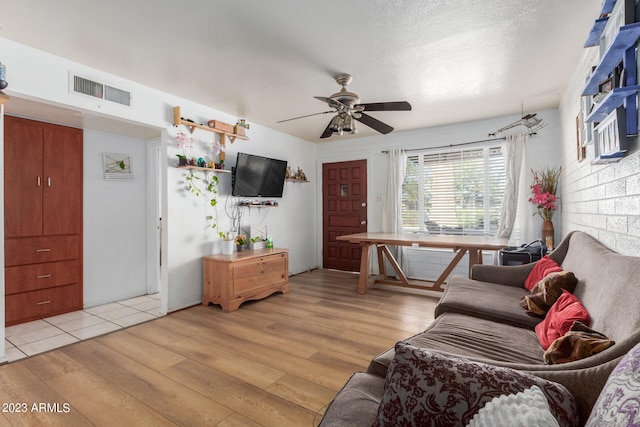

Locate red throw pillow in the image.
[535,290,590,350]
[524,256,563,291]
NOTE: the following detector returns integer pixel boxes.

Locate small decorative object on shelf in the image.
[285,165,309,182]
[529,167,561,250]
[0,62,8,93]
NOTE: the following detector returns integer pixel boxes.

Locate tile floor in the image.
[4,293,163,362]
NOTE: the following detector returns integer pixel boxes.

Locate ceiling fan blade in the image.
[356,101,412,112]
[320,122,333,139]
[277,110,334,124]
[314,96,345,110]
[355,113,394,134]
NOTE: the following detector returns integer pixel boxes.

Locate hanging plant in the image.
[185,170,224,235]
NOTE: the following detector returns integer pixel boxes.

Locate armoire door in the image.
[4,116,44,238]
[43,125,83,235]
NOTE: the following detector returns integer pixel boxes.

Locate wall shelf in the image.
[172,106,248,144]
[585,17,610,47]
[582,22,640,96]
[585,85,640,122]
[285,178,310,183]
[176,165,231,174]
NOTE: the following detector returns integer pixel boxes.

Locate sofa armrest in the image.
[470,263,535,287]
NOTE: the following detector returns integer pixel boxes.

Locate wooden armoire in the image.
[4,115,83,326]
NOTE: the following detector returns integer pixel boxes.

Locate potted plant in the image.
[235,234,247,252]
[250,236,268,250]
[220,231,234,255]
[176,131,194,166]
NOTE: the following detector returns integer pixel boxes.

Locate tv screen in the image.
[232,152,287,198]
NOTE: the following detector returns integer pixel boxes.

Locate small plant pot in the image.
[178,157,187,166]
[221,240,234,255]
[250,241,267,250]
[236,244,246,252]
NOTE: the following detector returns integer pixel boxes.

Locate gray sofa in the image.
[320,231,640,426]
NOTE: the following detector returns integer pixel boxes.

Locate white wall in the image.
[0,37,319,317]
[559,38,640,255]
[83,130,149,307]
[166,114,317,310]
[315,110,564,271]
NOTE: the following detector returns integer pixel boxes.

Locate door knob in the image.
[361,220,367,225]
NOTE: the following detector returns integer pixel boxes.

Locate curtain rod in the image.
[381,136,507,154]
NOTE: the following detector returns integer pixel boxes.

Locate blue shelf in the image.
[600,0,617,16]
[585,17,609,47]
[582,22,640,96]
[592,151,626,164]
[585,85,640,122]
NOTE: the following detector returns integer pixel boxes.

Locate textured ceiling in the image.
[1,1,600,142]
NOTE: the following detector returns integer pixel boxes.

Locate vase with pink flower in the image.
[529,167,561,250]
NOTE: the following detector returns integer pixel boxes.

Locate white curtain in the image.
[381,149,407,273]
[495,131,534,246]
[496,132,527,240]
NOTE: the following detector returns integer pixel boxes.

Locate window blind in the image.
[402,145,505,236]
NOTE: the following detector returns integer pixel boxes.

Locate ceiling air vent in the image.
[71,74,131,106]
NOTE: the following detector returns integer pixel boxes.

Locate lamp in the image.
[342,113,353,132]
[329,114,342,132]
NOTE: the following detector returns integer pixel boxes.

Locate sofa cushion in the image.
[373,342,578,427]
[318,372,384,427]
[368,312,545,377]
[585,342,640,426]
[536,291,590,350]
[435,276,540,329]
[520,271,578,317]
[524,256,563,291]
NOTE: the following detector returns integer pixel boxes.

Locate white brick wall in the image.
[559,47,640,256]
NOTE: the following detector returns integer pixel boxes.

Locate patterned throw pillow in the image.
[544,321,615,365]
[520,271,578,317]
[373,342,578,427]
[585,342,640,426]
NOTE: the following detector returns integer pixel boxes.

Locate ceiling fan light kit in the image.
[278,73,411,139]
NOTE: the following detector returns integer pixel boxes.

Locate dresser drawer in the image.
[5,235,80,266]
[5,283,83,326]
[232,253,288,295]
[5,260,81,295]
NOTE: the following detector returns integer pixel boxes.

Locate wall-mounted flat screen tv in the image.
[232,152,287,198]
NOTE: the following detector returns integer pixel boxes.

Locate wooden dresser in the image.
[4,116,83,326]
[202,248,289,312]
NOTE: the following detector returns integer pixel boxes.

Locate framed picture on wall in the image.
[103,152,134,180]
[592,107,628,164]
[576,114,586,162]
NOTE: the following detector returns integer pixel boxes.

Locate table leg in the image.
[432,247,468,290]
[358,243,373,294]
[468,249,483,276]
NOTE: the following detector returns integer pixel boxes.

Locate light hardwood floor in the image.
[0,269,438,426]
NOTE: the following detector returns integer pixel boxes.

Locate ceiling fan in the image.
[277,73,412,138]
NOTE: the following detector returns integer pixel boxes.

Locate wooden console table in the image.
[336,233,508,294]
[202,248,289,312]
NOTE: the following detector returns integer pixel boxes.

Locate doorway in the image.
[322,159,367,271]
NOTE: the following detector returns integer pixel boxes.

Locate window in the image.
[402,145,505,236]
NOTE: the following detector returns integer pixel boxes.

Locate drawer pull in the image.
[36,248,51,252]
[36,300,51,305]
[37,274,52,279]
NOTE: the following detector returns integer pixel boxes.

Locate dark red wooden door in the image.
[322,160,367,271]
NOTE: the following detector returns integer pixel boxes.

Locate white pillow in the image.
[466,385,560,427]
